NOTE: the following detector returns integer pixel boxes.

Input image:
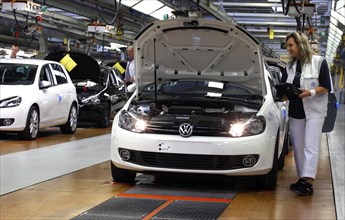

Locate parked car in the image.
[110,18,289,190]
[0,59,78,140]
[45,52,127,128]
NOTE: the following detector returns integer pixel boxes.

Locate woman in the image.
[282,32,331,196]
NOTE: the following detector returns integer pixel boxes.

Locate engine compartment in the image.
[129,98,260,122]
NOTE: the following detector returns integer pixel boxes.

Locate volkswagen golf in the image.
[110,17,289,190]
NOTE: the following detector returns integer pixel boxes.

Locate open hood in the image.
[44,51,101,83]
[134,18,265,93]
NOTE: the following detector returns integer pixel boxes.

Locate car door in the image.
[37,64,60,125]
[265,59,288,150]
[49,63,73,122]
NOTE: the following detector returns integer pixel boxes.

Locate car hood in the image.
[44,51,101,83]
[0,85,31,99]
[134,18,265,93]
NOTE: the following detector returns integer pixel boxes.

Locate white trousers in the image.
[289,117,325,179]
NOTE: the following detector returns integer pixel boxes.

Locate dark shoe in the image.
[294,181,313,196]
[290,178,305,190]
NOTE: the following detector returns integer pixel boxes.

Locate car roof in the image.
[0,58,61,65]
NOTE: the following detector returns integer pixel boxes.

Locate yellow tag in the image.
[113,62,125,74]
[60,54,77,72]
[339,65,344,89]
[269,30,274,40]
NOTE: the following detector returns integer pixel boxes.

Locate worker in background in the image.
[124,46,135,92]
[5,44,21,59]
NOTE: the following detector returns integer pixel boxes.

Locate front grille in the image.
[144,116,230,136]
[120,149,259,170]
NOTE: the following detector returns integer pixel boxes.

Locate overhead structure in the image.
[0,0,342,62]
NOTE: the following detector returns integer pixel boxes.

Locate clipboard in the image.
[275,83,302,97]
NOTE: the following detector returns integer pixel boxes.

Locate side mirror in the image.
[39,80,51,89]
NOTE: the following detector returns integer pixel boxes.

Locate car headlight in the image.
[81,94,100,104]
[118,110,147,133]
[229,116,265,137]
[0,96,22,108]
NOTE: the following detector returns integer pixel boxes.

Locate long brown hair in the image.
[285,32,313,68]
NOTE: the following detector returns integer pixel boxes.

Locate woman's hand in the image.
[298,88,311,98]
[298,86,329,98]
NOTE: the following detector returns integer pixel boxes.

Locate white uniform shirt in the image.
[286,55,329,119]
[4,55,22,59]
[127,60,135,78]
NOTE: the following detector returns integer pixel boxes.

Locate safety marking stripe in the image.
[142,199,175,220]
[117,193,232,203]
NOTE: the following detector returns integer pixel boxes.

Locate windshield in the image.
[142,80,261,99]
[0,64,38,85]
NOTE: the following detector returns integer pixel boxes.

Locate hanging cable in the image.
[292,0,301,14]
[282,0,289,16]
[94,0,121,25]
[295,16,301,32]
[13,9,29,31]
[302,13,306,33]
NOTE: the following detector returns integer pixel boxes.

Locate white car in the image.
[0,59,78,140]
[110,18,289,189]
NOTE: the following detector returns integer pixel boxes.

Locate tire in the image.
[98,103,110,128]
[60,103,78,134]
[20,106,39,140]
[256,132,279,190]
[110,161,136,183]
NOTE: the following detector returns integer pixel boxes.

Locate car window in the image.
[267,65,282,85]
[265,60,286,85]
[267,73,278,98]
[52,70,68,84]
[50,64,68,85]
[39,65,54,85]
[0,63,37,85]
[109,69,123,87]
[51,63,64,73]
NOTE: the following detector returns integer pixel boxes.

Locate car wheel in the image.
[20,106,39,140]
[60,103,78,134]
[110,161,136,183]
[256,132,279,190]
[98,103,110,128]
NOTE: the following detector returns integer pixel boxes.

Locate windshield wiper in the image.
[203,95,262,105]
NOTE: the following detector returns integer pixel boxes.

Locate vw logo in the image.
[179,123,193,137]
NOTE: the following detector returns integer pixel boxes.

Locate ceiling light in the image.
[150,6,174,20]
[132,0,164,15]
[117,0,140,8]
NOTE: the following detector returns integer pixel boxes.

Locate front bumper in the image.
[77,103,105,122]
[0,107,27,131]
[110,118,277,176]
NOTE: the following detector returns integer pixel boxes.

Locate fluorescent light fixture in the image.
[271,6,283,12]
[47,7,63,12]
[132,0,164,15]
[110,42,126,51]
[325,6,344,62]
[150,6,174,20]
[118,0,140,8]
[334,1,345,17]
